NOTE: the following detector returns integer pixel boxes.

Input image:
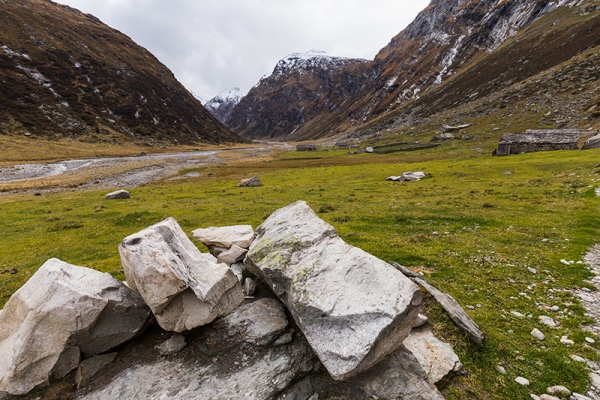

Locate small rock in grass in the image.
[105,189,130,200]
[561,336,575,346]
[528,267,538,274]
[570,355,585,363]
[539,316,556,327]
[560,259,570,265]
[539,395,560,400]
[466,305,475,310]
[591,372,600,389]
[531,328,546,341]
[496,365,506,374]
[547,386,570,397]
[530,395,541,400]
[550,306,560,312]
[585,337,595,344]
[515,376,530,386]
[511,311,525,318]
[238,176,263,187]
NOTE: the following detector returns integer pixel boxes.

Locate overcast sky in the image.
[55,0,430,102]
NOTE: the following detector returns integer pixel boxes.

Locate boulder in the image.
[216,244,247,266]
[386,172,427,182]
[192,225,255,249]
[0,259,150,395]
[119,217,244,332]
[245,200,422,381]
[403,327,464,384]
[105,189,130,200]
[238,176,263,187]
[390,262,484,345]
[212,298,288,346]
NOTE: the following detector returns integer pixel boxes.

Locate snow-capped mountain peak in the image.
[273,49,368,76]
[204,87,247,123]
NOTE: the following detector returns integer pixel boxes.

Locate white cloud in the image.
[56,0,430,101]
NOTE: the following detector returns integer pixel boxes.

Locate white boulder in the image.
[245,201,422,381]
[192,225,255,249]
[119,217,244,332]
[0,259,150,395]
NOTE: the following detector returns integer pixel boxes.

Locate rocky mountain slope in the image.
[204,87,247,123]
[0,0,242,145]
[225,0,599,141]
[225,50,370,140]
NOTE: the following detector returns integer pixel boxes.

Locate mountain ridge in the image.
[0,0,243,145]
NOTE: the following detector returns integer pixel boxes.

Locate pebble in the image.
[550,306,560,312]
[511,311,525,318]
[547,386,570,397]
[571,393,593,400]
[515,376,530,386]
[496,365,506,374]
[560,259,571,265]
[585,337,595,344]
[528,267,538,274]
[539,316,557,327]
[561,336,575,346]
[530,395,541,400]
[531,328,546,341]
[570,355,586,363]
[466,305,475,310]
[539,395,560,400]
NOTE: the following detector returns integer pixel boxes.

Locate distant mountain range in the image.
[215,0,599,141]
[0,0,243,145]
[204,87,247,123]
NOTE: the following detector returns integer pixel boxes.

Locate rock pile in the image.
[387,171,427,182]
[0,201,476,399]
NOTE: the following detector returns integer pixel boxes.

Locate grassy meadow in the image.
[1,146,600,399]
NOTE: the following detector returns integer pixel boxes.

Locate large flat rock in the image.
[119,217,244,332]
[245,200,422,381]
[0,259,150,395]
[192,225,255,249]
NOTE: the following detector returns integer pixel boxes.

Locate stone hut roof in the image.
[499,132,579,144]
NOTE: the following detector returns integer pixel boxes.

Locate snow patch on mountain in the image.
[272,49,368,77]
[205,87,247,123]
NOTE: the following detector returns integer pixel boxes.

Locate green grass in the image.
[1,148,600,399]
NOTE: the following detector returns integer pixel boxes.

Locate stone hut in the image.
[296,144,317,151]
[496,130,579,156]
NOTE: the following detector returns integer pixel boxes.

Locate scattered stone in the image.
[539,395,560,400]
[386,171,427,182]
[192,225,255,249]
[539,316,557,327]
[547,385,571,397]
[119,217,244,332]
[560,259,571,265]
[531,328,546,341]
[230,262,244,282]
[466,305,475,310]
[156,334,187,356]
[390,262,484,345]
[243,277,257,297]
[365,147,374,153]
[571,393,593,400]
[528,267,538,274]
[105,189,131,200]
[561,336,575,346]
[212,299,288,346]
[496,365,507,374]
[551,306,560,312]
[570,355,586,363]
[0,259,150,396]
[216,244,247,266]
[511,311,525,318]
[531,395,541,400]
[238,176,263,187]
[403,327,464,384]
[591,372,600,389]
[515,377,530,386]
[585,337,595,344]
[413,314,428,328]
[246,201,422,380]
[75,353,117,389]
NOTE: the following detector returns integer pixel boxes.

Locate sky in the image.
[55,0,430,102]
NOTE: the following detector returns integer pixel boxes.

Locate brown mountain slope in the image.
[345,0,600,140]
[0,0,242,145]
[228,0,599,142]
[225,50,371,140]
